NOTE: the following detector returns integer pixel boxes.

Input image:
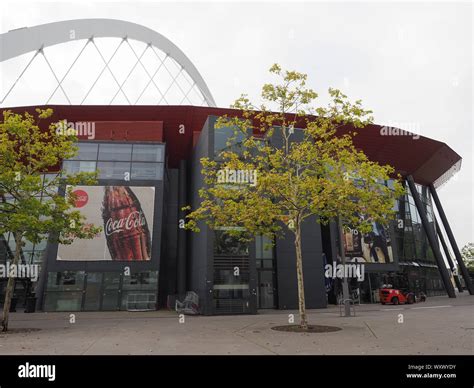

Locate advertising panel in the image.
[344,221,394,264]
[57,185,155,261]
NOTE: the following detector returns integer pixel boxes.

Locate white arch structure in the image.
[0,18,216,106]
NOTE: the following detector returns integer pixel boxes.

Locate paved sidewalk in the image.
[1,294,473,355]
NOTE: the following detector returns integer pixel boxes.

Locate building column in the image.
[429,184,474,295]
[435,218,463,292]
[177,160,187,296]
[406,176,455,298]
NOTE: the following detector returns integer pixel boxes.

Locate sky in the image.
[0,0,472,248]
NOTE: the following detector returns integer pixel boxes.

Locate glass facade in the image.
[394,182,437,264]
[255,235,277,309]
[63,141,165,181]
[44,270,159,311]
[349,181,446,302]
[214,124,246,159]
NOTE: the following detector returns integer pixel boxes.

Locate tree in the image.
[185,64,404,329]
[461,243,474,272]
[0,109,101,331]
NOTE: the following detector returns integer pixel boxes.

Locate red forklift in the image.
[379,284,426,305]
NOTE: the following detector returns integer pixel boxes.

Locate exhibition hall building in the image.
[0,19,472,315]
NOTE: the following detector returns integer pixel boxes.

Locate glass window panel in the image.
[84,272,103,311]
[102,290,119,311]
[46,271,85,291]
[121,291,156,310]
[262,236,273,259]
[71,143,98,161]
[21,239,34,251]
[410,205,420,224]
[131,162,163,180]
[132,144,164,162]
[214,231,249,256]
[255,236,262,259]
[31,251,44,265]
[97,161,130,179]
[98,143,132,161]
[44,292,82,311]
[22,251,34,264]
[63,161,96,174]
[103,272,121,290]
[122,271,158,290]
[214,125,246,157]
[33,239,47,251]
[42,173,59,187]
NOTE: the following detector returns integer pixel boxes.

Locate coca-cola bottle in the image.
[102,186,151,261]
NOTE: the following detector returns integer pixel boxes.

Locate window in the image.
[46,271,85,291]
[98,143,132,161]
[97,161,130,179]
[131,162,164,180]
[214,231,249,256]
[122,271,159,290]
[71,143,98,160]
[132,144,164,162]
[256,235,273,259]
[63,142,164,181]
[214,125,246,157]
[63,160,96,174]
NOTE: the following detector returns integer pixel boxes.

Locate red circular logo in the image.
[73,189,89,208]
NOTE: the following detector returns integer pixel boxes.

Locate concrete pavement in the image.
[1,293,473,355]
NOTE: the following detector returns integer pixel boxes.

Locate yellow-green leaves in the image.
[185,64,405,244]
[0,109,101,245]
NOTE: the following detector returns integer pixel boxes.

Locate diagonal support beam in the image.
[435,218,464,292]
[179,81,197,105]
[1,50,40,105]
[109,39,149,105]
[157,67,183,105]
[429,183,474,295]
[81,38,126,105]
[40,49,72,104]
[45,39,90,104]
[126,41,167,105]
[407,176,456,298]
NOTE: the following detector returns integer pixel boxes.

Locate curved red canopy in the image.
[2,105,461,187]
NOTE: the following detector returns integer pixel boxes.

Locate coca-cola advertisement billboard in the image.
[57,185,155,261]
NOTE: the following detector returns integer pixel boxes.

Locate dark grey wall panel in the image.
[159,168,179,305]
[276,216,327,309]
[188,116,213,315]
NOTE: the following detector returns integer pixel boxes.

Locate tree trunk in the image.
[337,216,351,317]
[2,232,22,332]
[294,224,308,329]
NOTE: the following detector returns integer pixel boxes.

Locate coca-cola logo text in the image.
[105,211,147,236]
[72,190,89,208]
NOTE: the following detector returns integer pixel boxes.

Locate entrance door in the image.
[83,272,103,311]
[101,272,121,311]
[257,270,277,309]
